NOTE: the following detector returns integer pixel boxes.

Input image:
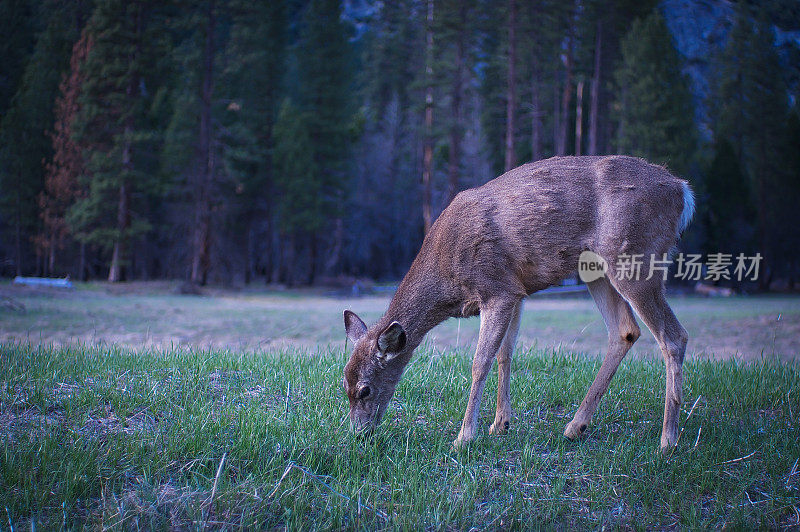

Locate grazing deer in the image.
[343,156,694,453]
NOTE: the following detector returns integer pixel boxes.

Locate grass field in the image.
[1,282,799,528]
[2,281,800,360]
[1,343,798,529]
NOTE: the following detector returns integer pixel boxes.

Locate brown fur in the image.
[343,155,692,453]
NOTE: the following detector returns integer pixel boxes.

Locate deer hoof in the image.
[564,420,588,440]
[452,432,474,451]
[659,434,677,456]
[489,419,510,435]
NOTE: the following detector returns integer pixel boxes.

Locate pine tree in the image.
[351,0,427,278]
[504,0,518,169]
[158,1,288,284]
[481,0,574,171]
[613,9,696,176]
[273,100,322,234]
[477,0,510,175]
[438,0,468,199]
[188,0,219,286]
[272,98,320,285]
[777,108,800,285]
[703,139,753,256]
[421,0,435,233]
[220,1,288,283]
[712,4,791,281]
[555,0,578,157]
[38,29,92,277]
[298,0,354,185]
[361,0,421,114]
[0,0,36,118]
[0,0,88,276]
[68,0,162,282]
[515,0,563,162]
[292,0,355,281]
[597,0,660,154]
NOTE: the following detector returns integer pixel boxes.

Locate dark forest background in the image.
[1,0,799,288]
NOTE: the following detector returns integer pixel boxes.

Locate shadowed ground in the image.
[1,281,797,361]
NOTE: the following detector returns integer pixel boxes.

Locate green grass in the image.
[1,342,798,529]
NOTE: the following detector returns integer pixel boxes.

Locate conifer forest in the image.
[1,0,799,288]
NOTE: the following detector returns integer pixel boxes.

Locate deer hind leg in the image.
[454,297,519,449]
[489,301,523,435]
[565,276,640,440]
[614,278,688,454]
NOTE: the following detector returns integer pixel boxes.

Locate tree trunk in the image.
[530,57,543,162]
[574,79,584,156]
[756,150,768,291]
[15,171,22,277]
[557,10,575,156]
[244,215,253,284]
[269,213,281,284]
[504,0,517,171]
[422,0,434,233]
[588,20,602,155]
[79,241,86,281]
[48,235,56,276]
[447,0,465,203]
[284,233,296,287]
[325,217,343,275]
[616,86,626,154]
[308,234,317,285]
[553,84,560,156]
[190,201,211,285]
[108,4,144,283]
[191,0,216,286]
[108,178,130,282]
[109,119,133,283]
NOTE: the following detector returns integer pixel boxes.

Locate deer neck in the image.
[380,266,453,356]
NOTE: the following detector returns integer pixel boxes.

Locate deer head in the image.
[342,310,407,433]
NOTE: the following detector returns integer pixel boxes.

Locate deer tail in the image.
[677,180,695,236]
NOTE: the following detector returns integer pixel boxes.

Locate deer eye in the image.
[357,386,371,400]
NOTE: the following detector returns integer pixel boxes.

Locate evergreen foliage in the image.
[0,0,36,117]
[712,3,794,281]
[67,0,167,281]
[703,139,753,255]
[296,0,355,216]
[38,29,92,277]
[0,0,87,275]
[0,0,798,285]
[614,10,696,176]
[273,99,321,235]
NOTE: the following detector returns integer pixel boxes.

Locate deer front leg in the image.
[489,301,522,435]
[454,298,518,449]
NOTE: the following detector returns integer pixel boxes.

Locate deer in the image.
[342,155,694,454]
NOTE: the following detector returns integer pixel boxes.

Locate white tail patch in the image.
[677,181,695,235]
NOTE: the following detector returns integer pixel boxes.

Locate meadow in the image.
[1,283,799,528]
[2,281,799,360]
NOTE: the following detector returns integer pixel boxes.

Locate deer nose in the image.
[350,420,374,437]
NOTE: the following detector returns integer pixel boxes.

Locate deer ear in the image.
[377,321,406,359]
[344,310,368,344]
